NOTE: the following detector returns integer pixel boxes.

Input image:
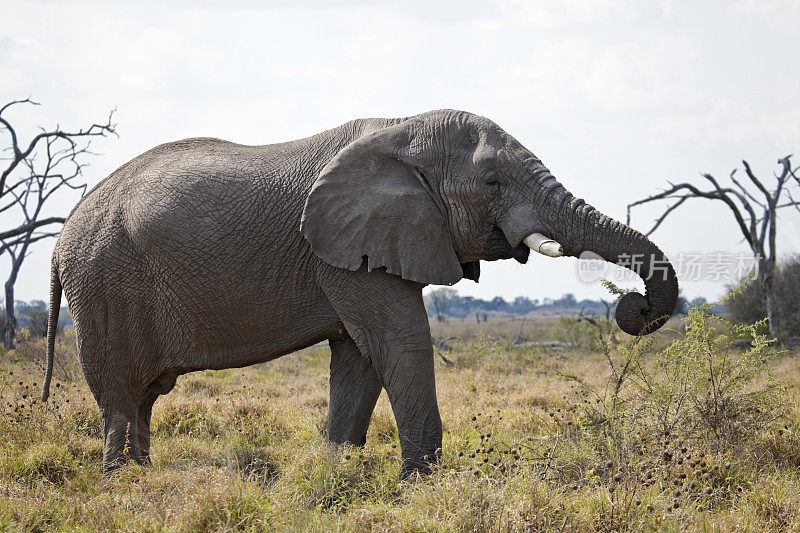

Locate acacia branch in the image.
[628,156,797,263]
[645,196,689,236]
[0,101,116,197]
[0,217,66,240]
[628,181,756,250]
[729,168,766,208]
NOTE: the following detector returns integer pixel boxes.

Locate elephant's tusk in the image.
[524,233,563,257]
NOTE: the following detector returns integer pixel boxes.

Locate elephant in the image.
[40,110,678,477]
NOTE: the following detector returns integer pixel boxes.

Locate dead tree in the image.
[512,317,527,344]
[628,156,799,343]
[577,306,598,326]
[0,98,116,347]
[600,299,615,321]
[426,287,457,323]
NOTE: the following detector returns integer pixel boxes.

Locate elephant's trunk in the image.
[535,185,679,336]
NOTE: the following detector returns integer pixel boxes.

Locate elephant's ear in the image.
[300,121,463,285]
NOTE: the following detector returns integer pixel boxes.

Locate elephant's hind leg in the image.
[136,370,179,465]
[136,391,158,465]
[326,336,382,446]
[82,345,168,474]
[80,351,145,473]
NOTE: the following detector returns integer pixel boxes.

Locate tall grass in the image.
[0,304,798,531]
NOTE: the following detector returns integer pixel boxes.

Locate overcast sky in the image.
[2,0,799,304]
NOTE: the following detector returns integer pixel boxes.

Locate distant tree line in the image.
[424,288,595,321]
[424,287,698,322]
[0,299,72,339]
[424,288,699,321]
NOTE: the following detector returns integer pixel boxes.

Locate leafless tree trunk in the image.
[0,98,116,347]
[628,156,799,343]
[3,230,32,347]
[512,317,527,344]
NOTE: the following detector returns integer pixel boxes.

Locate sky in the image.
[2,0,799,304]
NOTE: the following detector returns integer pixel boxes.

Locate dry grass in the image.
[1,314,799,532]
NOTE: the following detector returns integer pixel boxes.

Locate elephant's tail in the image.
[41,258,62,402]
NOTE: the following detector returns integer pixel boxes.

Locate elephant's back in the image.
[121,139,292,250]
[55,136,327,356]
[61,137,309,260]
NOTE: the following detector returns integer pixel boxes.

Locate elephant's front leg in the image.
[326,336,382,446]
[320,268,442,478]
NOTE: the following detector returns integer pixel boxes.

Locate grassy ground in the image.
[1,312,799,532]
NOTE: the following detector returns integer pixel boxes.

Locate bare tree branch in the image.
[742,159,773,205]
[730,168,766,208]
[627,180,756,250]
[0,217,66,241]
[645,196,688,236]
[0,102,116,196]
[0,230,61,257]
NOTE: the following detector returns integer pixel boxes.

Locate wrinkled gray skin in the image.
[41,110,678,477]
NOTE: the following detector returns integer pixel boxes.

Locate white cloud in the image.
[728,0,800,15]
[502,0,625,27]
[1,0,799,302]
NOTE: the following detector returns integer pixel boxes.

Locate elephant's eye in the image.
[484,178,500,189]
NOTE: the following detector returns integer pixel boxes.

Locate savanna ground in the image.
[2,302,800,532]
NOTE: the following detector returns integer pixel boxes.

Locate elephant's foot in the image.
[400,449,441,480]
[100,401,148,476]
[102,453,147,476]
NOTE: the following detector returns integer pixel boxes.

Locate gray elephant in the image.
[41,110,678,476]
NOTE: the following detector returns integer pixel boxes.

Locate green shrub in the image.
[727,255,800,338]
[565,293,786,462]
[554,316,606,352]
[631,301,782,445]
[28,310,49,338]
